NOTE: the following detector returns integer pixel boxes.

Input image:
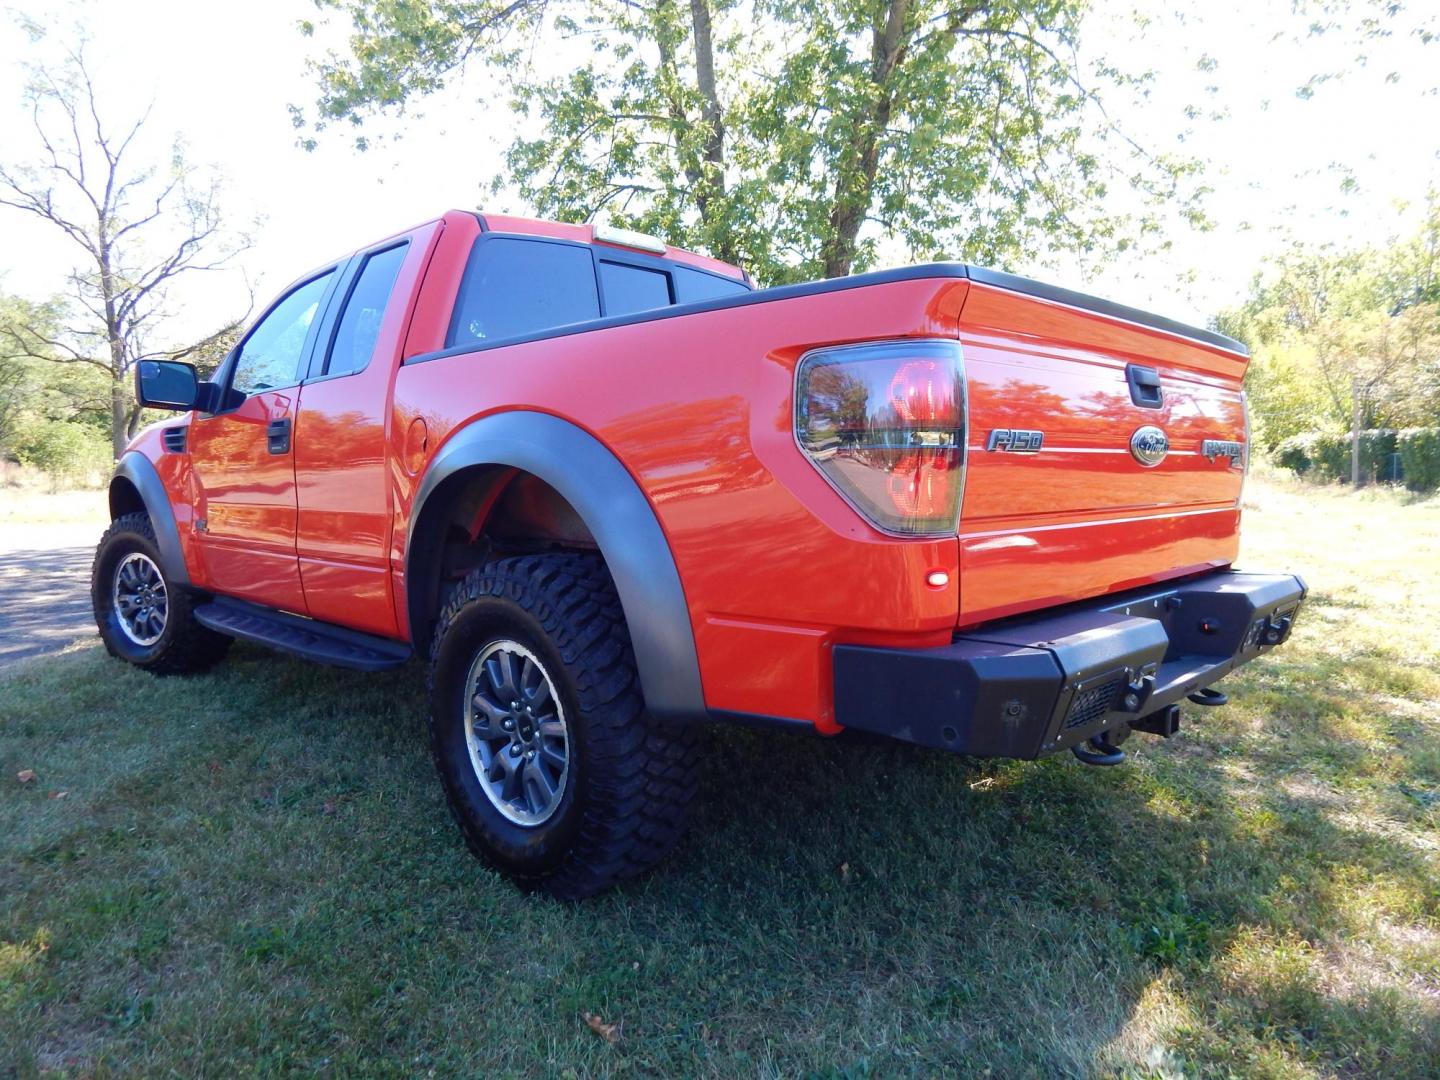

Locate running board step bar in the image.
[193,599,412,672]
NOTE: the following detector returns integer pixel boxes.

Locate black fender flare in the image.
[406,411,707,723]
[111,452,192,587]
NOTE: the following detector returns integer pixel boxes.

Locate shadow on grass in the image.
[2,641,1438,1076]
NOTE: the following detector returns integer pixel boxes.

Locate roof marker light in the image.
[593,222,668,254]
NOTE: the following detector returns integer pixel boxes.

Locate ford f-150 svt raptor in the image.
[95,210,1304,897]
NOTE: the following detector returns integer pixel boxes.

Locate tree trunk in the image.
[98,236,130,460]
[1350,377,1362,488]
[688,0,733,263]
[689,0,724,188]
[818,0,910,278]
[111,373,130,460]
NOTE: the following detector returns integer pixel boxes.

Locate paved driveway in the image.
[0,523,105,669]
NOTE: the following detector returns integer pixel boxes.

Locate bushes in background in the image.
[1274,427,1439,490]
[1273,432,1322,477]
[10,418,111,489]
[1272,429,1402,484]
[1398,428,1440,492]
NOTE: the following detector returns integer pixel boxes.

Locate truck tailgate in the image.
[955,276,1250,628]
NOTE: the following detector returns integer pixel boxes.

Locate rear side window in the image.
[327,243,408,377]
[599,261,671,316]
[673,266,749,303]
[448,238,600,348]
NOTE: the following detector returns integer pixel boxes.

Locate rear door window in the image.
[598,261,672,316]
[448,238,600,348]
[673,266,749,303]
[326,243,408,377]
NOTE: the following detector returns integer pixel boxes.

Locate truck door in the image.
[292,223,438,638]
[187,267,340,614]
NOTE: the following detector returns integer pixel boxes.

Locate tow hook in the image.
[1187,686,1228,707]
[1072,732,1126,767]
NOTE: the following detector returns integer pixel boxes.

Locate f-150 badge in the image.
[986,429,1044,452]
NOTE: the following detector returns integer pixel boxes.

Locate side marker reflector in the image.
[926,570,950,588]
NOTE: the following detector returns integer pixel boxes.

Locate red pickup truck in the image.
[95,211,1303,897]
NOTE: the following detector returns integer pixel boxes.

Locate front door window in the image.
[232,273,333,396]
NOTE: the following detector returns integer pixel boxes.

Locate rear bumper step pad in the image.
[833,570,1305,759]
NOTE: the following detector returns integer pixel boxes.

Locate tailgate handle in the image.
[1126,364,1164,409]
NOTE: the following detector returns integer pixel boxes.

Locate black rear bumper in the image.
[833,570,1306,759]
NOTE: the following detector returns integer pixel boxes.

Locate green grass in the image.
[3,472,1438,1077]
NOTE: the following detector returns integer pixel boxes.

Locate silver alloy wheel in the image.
[112,551,168,647]
[463,639,570,826]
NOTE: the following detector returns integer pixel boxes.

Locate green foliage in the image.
[11,416,111,487]
[1,291,113,490]
[0,294,49,450]
[1226,194,1440,444]
[1272,429,1402,485]
[1398,427,1440,492]
[1130,905,1214,967]
[298,0,1203,283]
[1273,434,1314,476]
[1241,344,1331,450]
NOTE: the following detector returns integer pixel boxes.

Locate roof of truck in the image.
[328,211,1242,358]
[476,212,749,283]
[468,219,1242,355]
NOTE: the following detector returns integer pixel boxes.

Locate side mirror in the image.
[135,359,199,411]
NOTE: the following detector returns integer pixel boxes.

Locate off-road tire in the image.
[91,512,232,675]
[428,553,699,899]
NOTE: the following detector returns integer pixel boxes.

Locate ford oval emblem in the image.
[1130,425,1169,467]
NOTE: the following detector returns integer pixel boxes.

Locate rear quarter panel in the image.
[392,278,969,730]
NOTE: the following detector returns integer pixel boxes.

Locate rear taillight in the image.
[794,339,966,536]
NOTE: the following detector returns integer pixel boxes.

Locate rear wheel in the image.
[428,553,699,899]
[91,513,231,674]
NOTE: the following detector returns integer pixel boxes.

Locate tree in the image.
[1292,0,1439,98]
[1220,196,1440,484]
[0,296,42,451]
[0,34,249,459]
[296,0,1202,284]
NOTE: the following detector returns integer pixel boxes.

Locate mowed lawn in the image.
[2,473,1438,1078]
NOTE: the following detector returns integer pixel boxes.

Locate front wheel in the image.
[427,554,699,899]
[91,513,231,675]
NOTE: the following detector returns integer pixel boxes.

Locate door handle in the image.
[267,417,292,454]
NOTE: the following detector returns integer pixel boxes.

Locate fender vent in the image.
[161,426,188,454]
[1064,673,1125,730]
